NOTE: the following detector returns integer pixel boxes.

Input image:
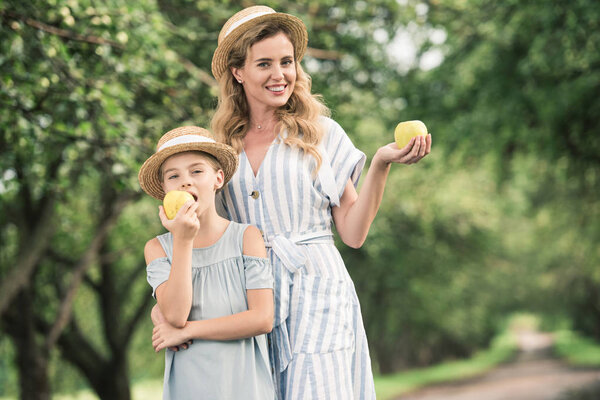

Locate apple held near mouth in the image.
[394,120,428,149]
[163,190,194,220]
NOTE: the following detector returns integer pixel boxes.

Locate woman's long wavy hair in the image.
[211,22,330,172]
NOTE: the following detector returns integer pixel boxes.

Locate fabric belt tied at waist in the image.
[264,231,333,372]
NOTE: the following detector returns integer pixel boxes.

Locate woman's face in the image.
[232,32,297,112]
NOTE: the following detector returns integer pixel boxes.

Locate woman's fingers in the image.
[410,136,423,159]
[426,134,432,154]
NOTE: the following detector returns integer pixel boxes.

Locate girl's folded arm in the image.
[181,225,272,340]
[145,237,193,328]
[178,288,273,342]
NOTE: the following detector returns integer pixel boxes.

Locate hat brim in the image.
[211,12,308,80]
[138,142,238,200]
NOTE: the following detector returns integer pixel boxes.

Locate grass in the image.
[374,331,518,400]
[553,329,600,367]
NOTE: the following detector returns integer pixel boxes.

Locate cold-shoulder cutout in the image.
[144,237,167,265]
[242,225,267,258]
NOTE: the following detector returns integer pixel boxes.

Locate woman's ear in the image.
[214,170,225,190]
[231,67,243,84]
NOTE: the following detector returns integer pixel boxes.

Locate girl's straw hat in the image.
[138,126,238,200]
[211,5,308,80]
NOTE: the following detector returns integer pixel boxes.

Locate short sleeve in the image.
[243,255,273,290]
[322,117,366,198]
[146,257,171,298]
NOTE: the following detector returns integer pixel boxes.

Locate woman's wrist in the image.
[373,147,393,170]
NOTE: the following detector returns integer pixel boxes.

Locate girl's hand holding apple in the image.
[159,192,200,242]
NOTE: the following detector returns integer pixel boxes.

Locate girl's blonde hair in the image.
[211,22,330,171]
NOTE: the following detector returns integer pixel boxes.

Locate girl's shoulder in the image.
[219,222,266,258]
[241,225,266,258]
[144,236,167,264]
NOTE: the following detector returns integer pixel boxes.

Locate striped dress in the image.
[217,116,376,399]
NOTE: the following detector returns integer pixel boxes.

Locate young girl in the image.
[138,126,275,400]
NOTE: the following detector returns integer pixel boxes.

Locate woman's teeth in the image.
[268,86,285,92]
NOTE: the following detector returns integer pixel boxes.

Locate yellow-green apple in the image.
[394,120,428,149]
[163,190,194,220]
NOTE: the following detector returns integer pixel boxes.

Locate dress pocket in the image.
[290,274,355,354]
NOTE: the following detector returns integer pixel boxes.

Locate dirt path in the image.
[395,330,600,400]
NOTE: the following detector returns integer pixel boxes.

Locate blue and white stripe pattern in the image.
[217,117,376,399]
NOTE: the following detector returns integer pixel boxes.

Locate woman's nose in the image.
[271,65,284,80]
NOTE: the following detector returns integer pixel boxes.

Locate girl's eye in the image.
[168,174,178,180]
[192,170,203,174]
[258,62,269,68]
[282,59,293,66]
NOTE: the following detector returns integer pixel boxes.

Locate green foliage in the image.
[416,0,600,340]
[1,0,599,397]
[554,330,600,367]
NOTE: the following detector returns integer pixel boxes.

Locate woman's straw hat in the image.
[211,5,308,80]
[138,126,238,200]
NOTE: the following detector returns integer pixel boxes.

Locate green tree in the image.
[416,0,600,337]
[0,0,213,397]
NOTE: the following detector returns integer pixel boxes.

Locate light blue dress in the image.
[146,222,275,400]
[217,117,377,399]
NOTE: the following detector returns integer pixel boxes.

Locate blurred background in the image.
[1,0,599,399]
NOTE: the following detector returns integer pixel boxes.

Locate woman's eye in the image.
[258,62,269,68]
[192,170,203,174]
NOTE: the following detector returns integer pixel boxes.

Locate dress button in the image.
[250,190,260,199]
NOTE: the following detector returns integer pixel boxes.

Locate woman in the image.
[211,5,431,399]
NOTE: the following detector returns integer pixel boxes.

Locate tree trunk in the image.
[93,357,131,400]
[58,321,134,400]
[3,290,51,400]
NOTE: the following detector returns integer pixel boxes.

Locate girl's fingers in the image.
[186,202,199,217]
[158,206,169,225]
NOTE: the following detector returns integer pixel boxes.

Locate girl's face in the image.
[161,152,224,216]
[232,32,297,112]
